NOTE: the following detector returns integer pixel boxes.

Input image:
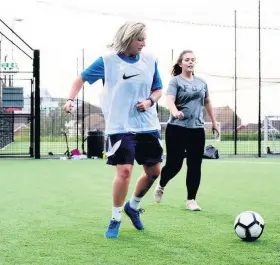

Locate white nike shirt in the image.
[101,53,161,135]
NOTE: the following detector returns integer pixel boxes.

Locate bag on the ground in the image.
[71,149,81,156]
[203,145,219,159]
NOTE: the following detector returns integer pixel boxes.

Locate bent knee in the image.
[162,164,182,177]
[149,163,161,176]
[117,165,133,179]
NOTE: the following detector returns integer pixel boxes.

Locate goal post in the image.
[263,116,280,154]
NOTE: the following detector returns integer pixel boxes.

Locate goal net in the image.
[263,116,280,154]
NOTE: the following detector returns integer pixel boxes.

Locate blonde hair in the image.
[108,21,146,53]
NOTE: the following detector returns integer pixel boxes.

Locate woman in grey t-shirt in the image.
[154,50,219,210]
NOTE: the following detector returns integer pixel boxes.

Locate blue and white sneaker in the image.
[124,201,144,230]
[104,219,121,238]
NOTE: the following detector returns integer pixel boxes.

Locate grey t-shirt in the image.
[166,75,209,128]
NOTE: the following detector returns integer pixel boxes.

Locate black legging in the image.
[160,124,205,200]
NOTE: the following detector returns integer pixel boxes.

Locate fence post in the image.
[30,80,34,157]
[34,49,40,159]
[234,10,238,155]
[81,48,85,154]
[258,0,262,157]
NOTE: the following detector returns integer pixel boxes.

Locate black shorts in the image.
[106,131,163,166]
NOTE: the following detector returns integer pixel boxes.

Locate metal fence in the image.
[27,100,277,158]
[2,86,279,158]
[1,9,280,159]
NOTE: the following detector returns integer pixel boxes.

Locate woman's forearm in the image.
[166,95,178,115]
[150,89,162,103]
[204,97,216,123]
[68,76,85,100]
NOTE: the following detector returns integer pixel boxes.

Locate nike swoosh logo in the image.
[123,74,140,80]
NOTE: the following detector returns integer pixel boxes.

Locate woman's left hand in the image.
[212,122,220,137]
[136,100,152,112]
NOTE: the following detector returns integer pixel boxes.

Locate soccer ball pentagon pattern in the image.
[234,211,265,242]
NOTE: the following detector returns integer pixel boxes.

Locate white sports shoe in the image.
[154,184,164,203]
[186,200,201,211]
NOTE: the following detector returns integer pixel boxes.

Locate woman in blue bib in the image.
[64,21,163,239]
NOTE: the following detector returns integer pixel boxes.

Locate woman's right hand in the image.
[63,100,75,113]
[172,110,184,120]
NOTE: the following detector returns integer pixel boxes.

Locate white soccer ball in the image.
[234,211,265,242]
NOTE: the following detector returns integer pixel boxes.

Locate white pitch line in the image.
[204,160,280,165]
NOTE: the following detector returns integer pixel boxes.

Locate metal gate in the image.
[0,18,40,158]
[0,80,34,157]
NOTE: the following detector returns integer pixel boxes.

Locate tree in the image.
[158,105,169,115]
[40,99,73,137]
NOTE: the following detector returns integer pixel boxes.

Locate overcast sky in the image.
[1,0,280,123]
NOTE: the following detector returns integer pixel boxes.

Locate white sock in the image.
[112,206,122,221]
[157,183,164,189]
[129,195,142,210]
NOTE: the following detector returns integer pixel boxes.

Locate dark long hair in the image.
[171,50,195,76]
